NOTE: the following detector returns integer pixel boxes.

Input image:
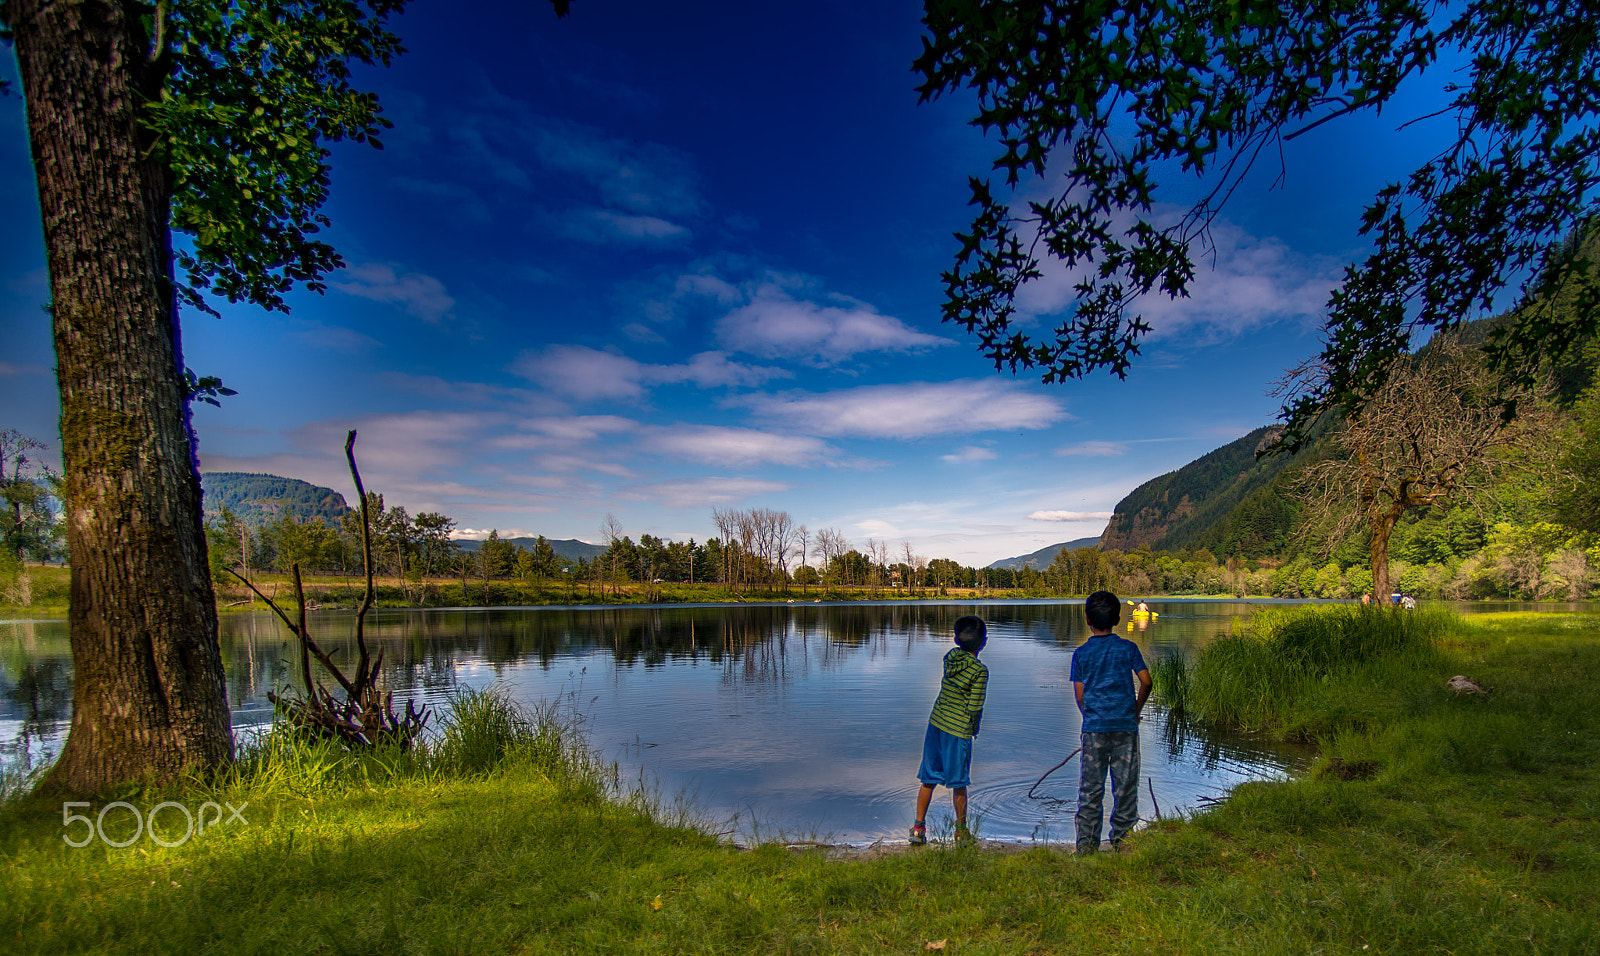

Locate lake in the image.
[3,599,1328,845]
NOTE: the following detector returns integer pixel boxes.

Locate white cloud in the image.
[330,263,455,323]
[622,322,668,344]
[455,527,594,541]
[742,379,1067,439]
[512,345,648,402]
[1028,510,1115,522]
[505,415,639,444]
[675,273,742,305]
[387,83,707,241]
[653,351,791,389]
[200,412,495,510]
[942,445,998,462]
[1009,199,1344,341]
[566,208,692,245]
[852,519,901,540]
[292,320,383,355]
[1053,441,1128,457]
[377,373,553,411]
[510,345,787,402]
[638,477,793,509]
[715,285,951,363]
[641,426,833,468]
[0,361,47,377]
[530,118,703,219]
[199,408,639,524]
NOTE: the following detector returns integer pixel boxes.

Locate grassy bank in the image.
[4,611,1599,953]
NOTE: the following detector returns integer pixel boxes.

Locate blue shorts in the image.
[917,723,972,789]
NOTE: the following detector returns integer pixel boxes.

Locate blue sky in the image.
[0,1,1476,566]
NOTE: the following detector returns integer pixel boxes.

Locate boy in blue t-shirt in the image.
[1070,590,1152,854]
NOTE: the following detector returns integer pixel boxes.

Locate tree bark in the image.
[1369,512,1396,600]
[12,0,234,793]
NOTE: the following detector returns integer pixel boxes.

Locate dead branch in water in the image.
[228,430,427,747]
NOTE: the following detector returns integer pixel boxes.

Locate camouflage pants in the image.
[1076,732,1140,853]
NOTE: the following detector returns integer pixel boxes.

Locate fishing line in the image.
[1026,747,1081,799]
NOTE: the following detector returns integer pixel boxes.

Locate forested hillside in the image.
[200,473,351,525]
[1098,424,1317,553]
[987,536,1101,570]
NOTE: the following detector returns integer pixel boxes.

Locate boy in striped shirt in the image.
[910,615,988,845]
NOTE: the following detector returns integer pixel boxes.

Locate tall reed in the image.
[432,685,613,789]
[191,685,615,804]
[1177,604,1457,734]
[1148,651,1191,716]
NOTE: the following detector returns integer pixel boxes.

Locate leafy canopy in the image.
[3,0,572,315]
[149,0,410,315]
[916,0,1600,447]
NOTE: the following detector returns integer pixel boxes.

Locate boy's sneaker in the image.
[954,823,975,843]
[908,822,927,846]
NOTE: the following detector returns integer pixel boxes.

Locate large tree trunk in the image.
[12,0,234,793]
[1369,511,1398,601]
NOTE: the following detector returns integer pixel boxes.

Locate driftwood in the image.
[229,430,427,748]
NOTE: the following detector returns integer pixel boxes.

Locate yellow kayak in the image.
[1130,609,1158,619]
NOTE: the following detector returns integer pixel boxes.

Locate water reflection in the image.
[2,601,1323,843]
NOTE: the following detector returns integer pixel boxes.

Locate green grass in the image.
[3,612,1598,954]
[1174,604,1461,737]
[1149,650,1192,716]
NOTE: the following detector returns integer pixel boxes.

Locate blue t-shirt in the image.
[1070,633,1149,733]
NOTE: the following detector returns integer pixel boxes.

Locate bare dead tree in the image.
[815,527,847,589]
[771,510,797,592]
[1291,335,1558,598]
[736,509,758,591]
[748,507,774,589]
[795,524,810,593]
[230,431,427,748]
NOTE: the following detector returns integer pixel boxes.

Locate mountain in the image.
[454,536,606,563]
[1098,425,1316,555]
[987,536,1102,570]
[201,472,351,526]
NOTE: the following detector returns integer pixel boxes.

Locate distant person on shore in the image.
[1361,592,1372,606]
[910,615,989,845]
[1072,591,1152,855]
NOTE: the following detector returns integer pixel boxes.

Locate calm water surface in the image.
[3,599,1383,844]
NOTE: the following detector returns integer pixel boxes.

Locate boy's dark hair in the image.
[1085,591,1121,630]
[954,615,987,652]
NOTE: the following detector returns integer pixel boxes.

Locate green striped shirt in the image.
[929,647,988,739]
